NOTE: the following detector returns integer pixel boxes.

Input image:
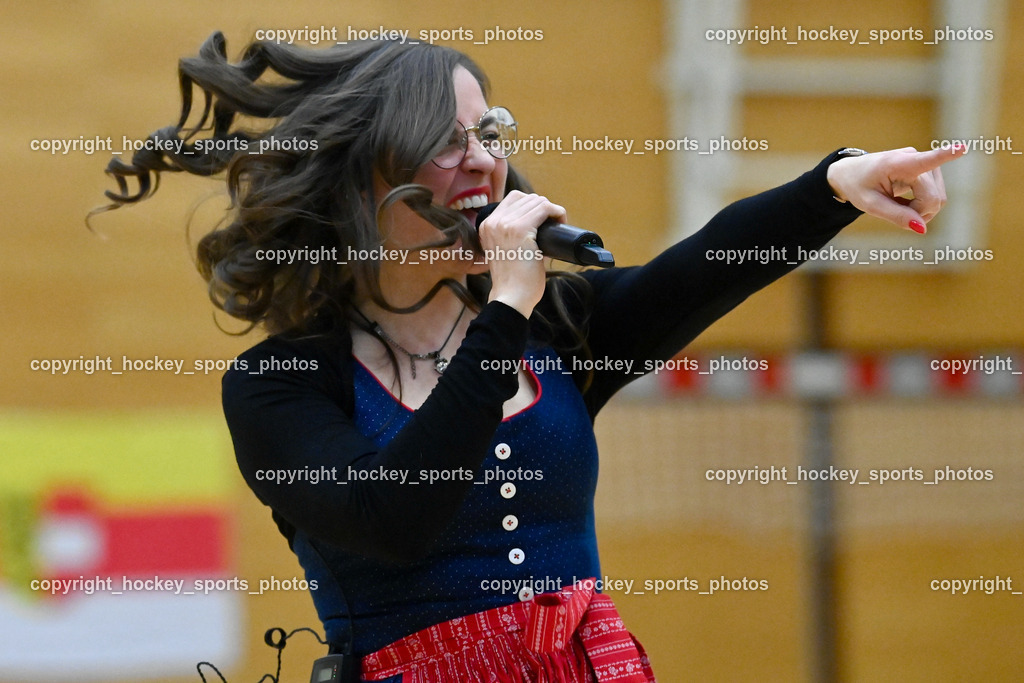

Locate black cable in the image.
[196,626,329,683]
[196,661,227,683]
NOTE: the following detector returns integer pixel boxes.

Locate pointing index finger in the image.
[897,145,968,176]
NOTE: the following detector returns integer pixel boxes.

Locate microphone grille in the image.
[474,202,500,228]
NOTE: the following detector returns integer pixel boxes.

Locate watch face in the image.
[838,147,868,157]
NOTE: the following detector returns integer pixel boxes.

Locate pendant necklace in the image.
[357,304,466,379]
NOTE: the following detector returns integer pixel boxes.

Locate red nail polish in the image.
[909,220,926,234]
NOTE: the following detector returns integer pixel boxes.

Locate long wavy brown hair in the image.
[95,32,591,362]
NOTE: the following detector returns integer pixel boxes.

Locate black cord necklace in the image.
[356,304,467,379]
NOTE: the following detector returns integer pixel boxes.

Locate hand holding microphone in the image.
[475,201,614,268]
[475,192,567,318]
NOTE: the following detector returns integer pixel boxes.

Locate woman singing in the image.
[99,33,960,682]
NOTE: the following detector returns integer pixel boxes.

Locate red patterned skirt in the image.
[359,578,655,682]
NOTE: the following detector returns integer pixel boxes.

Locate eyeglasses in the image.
[431,106,518,169]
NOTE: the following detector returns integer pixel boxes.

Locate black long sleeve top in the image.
[221,151,863,651]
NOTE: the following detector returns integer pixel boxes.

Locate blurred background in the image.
[2,0,1022,680]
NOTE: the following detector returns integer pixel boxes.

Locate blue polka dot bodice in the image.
[292,346,601,654]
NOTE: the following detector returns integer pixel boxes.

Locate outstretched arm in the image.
[574,146,965,416]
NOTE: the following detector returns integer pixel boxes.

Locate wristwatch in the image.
[832,147,868,203]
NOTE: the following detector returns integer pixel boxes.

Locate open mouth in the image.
[448,193,489,213]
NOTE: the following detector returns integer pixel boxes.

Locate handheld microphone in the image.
[474,203,615,268]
